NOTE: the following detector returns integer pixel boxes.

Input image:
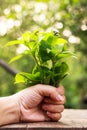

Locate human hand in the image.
[16,84,66,122]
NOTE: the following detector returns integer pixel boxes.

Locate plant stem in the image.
[51,59,56,87]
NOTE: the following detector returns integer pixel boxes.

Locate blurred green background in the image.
[0,0,87,109]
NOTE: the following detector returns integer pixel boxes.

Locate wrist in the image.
[0,95,20,126]
[12,94,20,123]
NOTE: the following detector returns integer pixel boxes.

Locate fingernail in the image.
[47,111,51,115]
[56,95,64,101]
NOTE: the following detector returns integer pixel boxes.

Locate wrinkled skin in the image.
[17,84,66,122]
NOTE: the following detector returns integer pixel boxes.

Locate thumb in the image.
[57,86,65,95]
[35,84,64,102]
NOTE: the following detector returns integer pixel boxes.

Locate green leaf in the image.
[54,62,69,85]
[9,54,23,63]
[57,51,76,60]
[52,37,67,53]
[30,31,39,41]
[5,40,23,47]
[54,62,69,76]
[15,73,26,84]
[43,32,53,41]
[42,60,53,70]
[15,72,41,85]
[21,72,41,81]
[38,40,52,62]
[52,37,67,45]
[22,32,31,42]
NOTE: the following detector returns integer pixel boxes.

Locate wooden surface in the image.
[0,109,87,130]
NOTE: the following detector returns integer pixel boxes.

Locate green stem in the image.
[51,59,56,87]
[33,53,40,67]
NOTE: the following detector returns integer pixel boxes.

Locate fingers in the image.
[35,84,64,102]
[42,101,64,121]
[47,112,62,121]
[33,84,65,121]
[44,95,66,105]
[42,104,64,113]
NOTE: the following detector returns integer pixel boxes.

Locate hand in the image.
[16,84,65,122]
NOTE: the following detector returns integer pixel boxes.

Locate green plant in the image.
[5,30,76,87]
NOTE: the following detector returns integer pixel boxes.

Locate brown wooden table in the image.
[0,109,87,130]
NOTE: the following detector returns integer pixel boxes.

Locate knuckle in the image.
[54,113,62,120]
[60,105,64,112]
[48,112,62,121]
[61,96,66,104]
[58,113,62,120]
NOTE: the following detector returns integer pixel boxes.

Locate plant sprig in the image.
[5,30,76,87]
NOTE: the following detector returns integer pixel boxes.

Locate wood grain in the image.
[0,109,87,130]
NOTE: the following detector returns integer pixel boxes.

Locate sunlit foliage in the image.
[0,0,87,108]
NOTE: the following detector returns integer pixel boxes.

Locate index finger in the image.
[43,95,66,105]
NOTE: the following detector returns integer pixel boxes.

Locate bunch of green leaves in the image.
[5,30,76,87]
